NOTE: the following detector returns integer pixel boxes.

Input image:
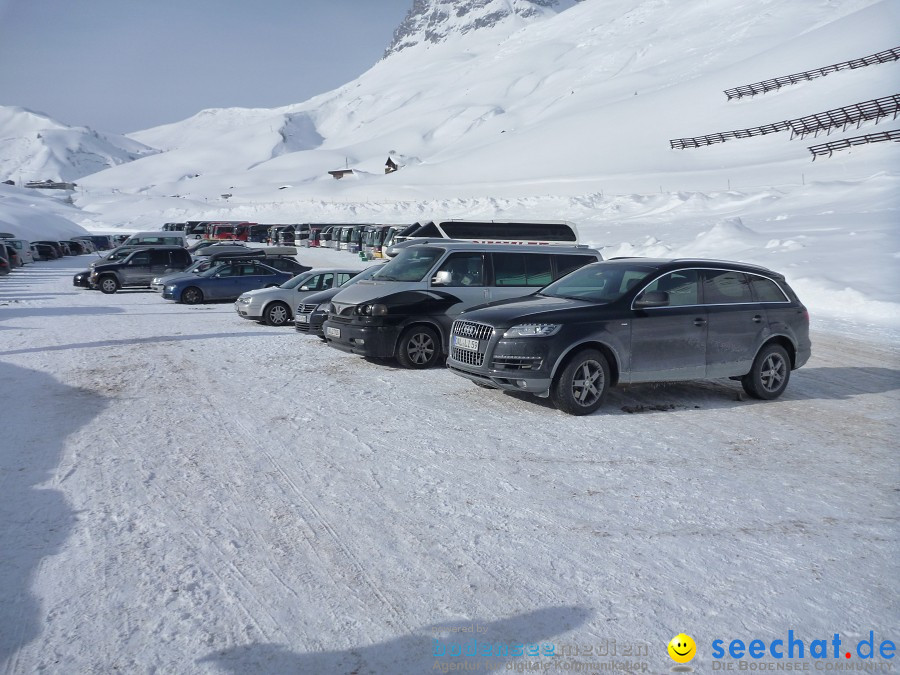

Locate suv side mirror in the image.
[634,291,670,308]
[432,270,452,286]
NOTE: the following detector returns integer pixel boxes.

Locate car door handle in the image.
[751,315,763,323]
[693,318,707,326]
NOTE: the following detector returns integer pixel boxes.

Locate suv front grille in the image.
[450,320,495,368]
[452,320,494,341]
[451,347,484,367]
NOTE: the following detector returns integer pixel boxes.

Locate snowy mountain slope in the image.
[78,0,896,200]
[0,106,157,184]
[80,109,323,193]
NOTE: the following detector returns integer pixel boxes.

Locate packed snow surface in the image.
[0,250,897,673]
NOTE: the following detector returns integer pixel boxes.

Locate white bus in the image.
[387,219,579,256]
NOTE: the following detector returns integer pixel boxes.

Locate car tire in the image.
[181,286,203,305]
[264,301,291,326]
[396,325,440,369]
[742,343,790,400]
[550,349,610,415]
[98,276,119,294]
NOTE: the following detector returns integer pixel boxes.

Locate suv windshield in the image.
[540,262,657,303]
[371,246,444,282]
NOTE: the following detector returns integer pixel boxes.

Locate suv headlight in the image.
[355,303,388,317]
[503,323,561,338]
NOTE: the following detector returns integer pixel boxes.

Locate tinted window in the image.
[128,252,151,265]
[526,254,552,286]
[640,270,700,306]
[212,264,236,277]
[750,276,788,302]
[244,264,273,276]
[492,253,553,287]
[555,255,596,279]
[435,253,485,287]
[703,270,753,304]
[492,253,525,286]
[439,221,576,242]
[150,250,170,265]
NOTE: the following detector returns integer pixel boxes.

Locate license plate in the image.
[326,326,341,338]
[454,336,479,351]
[296,314,309,324]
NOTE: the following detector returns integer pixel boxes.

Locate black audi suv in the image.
[447,258,811,415]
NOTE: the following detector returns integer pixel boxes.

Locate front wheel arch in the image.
[551,340,621,387]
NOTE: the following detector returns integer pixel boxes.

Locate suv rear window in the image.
[703,270,753,304]
[750,275,788,302]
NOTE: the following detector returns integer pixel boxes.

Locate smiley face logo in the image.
[668,634,696,663]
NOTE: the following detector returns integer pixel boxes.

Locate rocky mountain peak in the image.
[384,0,560,57]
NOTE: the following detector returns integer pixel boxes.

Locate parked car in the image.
[235,268,361,326]
[32,243,59,260]
[90,246,193,293]
[192,243,249,257]
[263,255,310,275]
[75,245,170,287]
[32,241,65,258]
[294,264,382,337]
[60,239,88,255]
[72,270,92,287]
[150,258,220,292]
[1,238,34,264]
[322,242,603,368]
[0,255,9,276]
[121,231,187,248]
[163,260,292,304]
[446,258,811,415]
[2,242,22,267]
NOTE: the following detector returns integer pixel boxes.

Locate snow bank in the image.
[0,184,89,240]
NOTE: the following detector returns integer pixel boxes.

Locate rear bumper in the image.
[795,343,811,370]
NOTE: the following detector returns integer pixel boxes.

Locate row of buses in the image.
[160,220,581,259]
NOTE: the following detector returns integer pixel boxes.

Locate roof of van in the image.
[126,231,186,237]
[393,239,600,254]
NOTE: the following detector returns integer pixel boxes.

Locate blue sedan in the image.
[163,260,293,304]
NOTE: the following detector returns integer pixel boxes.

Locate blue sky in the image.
[0,0,413,134]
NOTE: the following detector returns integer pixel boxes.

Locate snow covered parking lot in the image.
[1,252,897,673]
